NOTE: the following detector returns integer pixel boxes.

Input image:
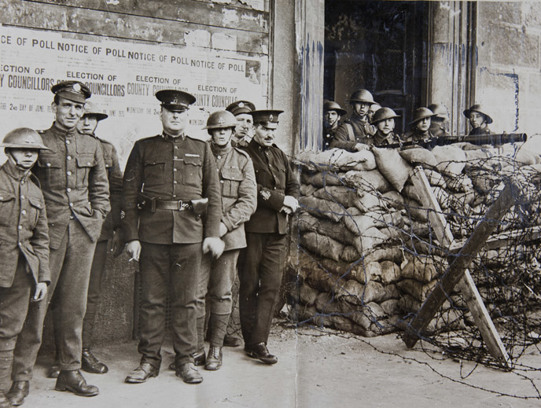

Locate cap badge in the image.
[269,114,274,121]
[218,118,225,125]
[238,102,244,107]
[73,83,81,92]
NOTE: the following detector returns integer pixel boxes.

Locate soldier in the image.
[403,107,437,147]
[428,103,450,137]
[330,89,377,151]
[122,90,223,385]
[239,110,300,365]
[8,81,110,405]
[322,100,347,150]
[195,110,256,370]
[0,129,50,408]
[367,102,382,137]
[371,107,402,147]
[464,104,493,136]
[223,99,257,348]
[76,102,123,374]
[226,100,256,148]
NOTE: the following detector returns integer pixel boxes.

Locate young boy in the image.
[0,128,50,408]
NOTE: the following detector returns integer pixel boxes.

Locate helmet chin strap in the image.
[6,150,32,172]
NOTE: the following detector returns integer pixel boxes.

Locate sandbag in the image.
[341,246,361,262]
[399,147,438,167]
[380,191,405,209]
[515,146,539,166]
[432,145,467,176]
[343,214,378,236]
[363,246,405,264]
[396,279,437,301]
[353,190,385,212]
[300,183,318,197]
[315,292,341,314]
[401,255,440,283]
[380,299,400,316]
[312,185,360,208]
[380,260,400,284]
[299,196,346,222]
[301,170,346,187]
[333,149,377,171]
[372,147,413,192]
[298,283,319,306]
[300,231,344,262]
[423,168,447,188]
[344,169,392,193]
[352,227,388,255]
[402,184,423,205]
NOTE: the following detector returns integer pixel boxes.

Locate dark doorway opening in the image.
[325,0,429,134]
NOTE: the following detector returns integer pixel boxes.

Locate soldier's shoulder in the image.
[136,135,162,145]
[29,173,44,193]
[233,147,251,160]
[185,135,208,145]
[96,136,113,146]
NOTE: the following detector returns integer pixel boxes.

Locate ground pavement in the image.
[25,321,541,408]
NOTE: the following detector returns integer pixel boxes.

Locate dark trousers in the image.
[138,242,202,368]
[239,233,286,346]
[82,240,108,349]
[0,255,32,352]
[12,219,97,380]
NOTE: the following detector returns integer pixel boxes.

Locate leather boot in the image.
[223,335,242,347]
[55,370,99,397]
[47,364,61,379]
[0,391,10,408]
[168,351,205,371]
[81,348,108,374]
[204,346,222,371]
[175,363,203,384]
[6,381,29,407]
[246,342,278,365]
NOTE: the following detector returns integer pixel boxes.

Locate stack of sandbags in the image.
[291,142,541,337]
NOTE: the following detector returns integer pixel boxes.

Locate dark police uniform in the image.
[239,111,299,356]
[122,91,221,373]
[11,82,110,387]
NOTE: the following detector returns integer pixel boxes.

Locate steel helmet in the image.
[463,104,493,124]
[428,103,449,121]
[371,107,400,125]
[83,101,108,121]
[204,110,237,130]
[323,100,347,116]
[349,89,375,105]
[1,128,49,150]
[409,107,436,125]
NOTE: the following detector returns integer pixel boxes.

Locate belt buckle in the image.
[176,200,184,211]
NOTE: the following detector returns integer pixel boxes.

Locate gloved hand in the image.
[109,230,126,258]
[126,240,142,262]
[202,237,225,259]
[33,282,48,302]
[283,195,299,213]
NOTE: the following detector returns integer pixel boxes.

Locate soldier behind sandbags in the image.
[428,103,450,137]
[122,89,223,385]
[0,129,50,408]
[76,101,123,375]
[371,107,403,147]
[322,100,347,150]
[403,107,437,148]
[226,100,256,148]
[194,110,257,371]
[464,104,493,136]
[238,109,300,365]
[331,89,377,151]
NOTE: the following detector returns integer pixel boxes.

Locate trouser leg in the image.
[225,274,241,340]
[195,254,211,350]
[137,243,169,370]
[11,232,67,381]
[82,240,108,349]
[0,256,32,390]
[52,220,97,371]
[170,243,201,366]
[207,250,239,347]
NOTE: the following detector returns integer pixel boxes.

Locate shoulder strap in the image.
[346,123,354,142]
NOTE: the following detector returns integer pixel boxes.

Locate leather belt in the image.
[154,199,192,211]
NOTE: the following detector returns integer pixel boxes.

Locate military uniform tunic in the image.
[239,138,299,347]
[331,113,372,151]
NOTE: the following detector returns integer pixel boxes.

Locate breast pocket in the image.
[143,159,166,186]
[28,196,44,229]
[221,167,244,198]
[76,155,97,186]
[36,155,64,189]
[0,191,16,227]
[183,155,202,187]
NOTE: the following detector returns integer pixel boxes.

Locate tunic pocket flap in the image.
[0,190,15,202]
[221,167,244,181]
[37,156,63,168]
[184,156,202,166]
[28,196,44,209]
[144,159,166,166]
[76,155,97,168]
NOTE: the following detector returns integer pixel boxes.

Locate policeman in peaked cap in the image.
[331,89,377,151]
[122,89,222,385]
[8,81,109,404]
[238,109,299,365]
[464,104,493,136]
[74,101,123,376]
[0,128,51,408]
[226,100,257,147]
[323,100,347,150]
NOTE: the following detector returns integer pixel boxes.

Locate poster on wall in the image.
[0,25,268,165]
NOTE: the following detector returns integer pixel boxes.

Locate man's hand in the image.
[202,237,225,259]
[33,282,47,302]
[219,222,228,238]
[283,195,299,213]
[110,230,125,257]
[126,240,142,262]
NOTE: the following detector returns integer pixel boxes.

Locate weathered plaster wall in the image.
[476,1,541,136]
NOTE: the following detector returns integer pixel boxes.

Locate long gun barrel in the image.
[397,133,527,150]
